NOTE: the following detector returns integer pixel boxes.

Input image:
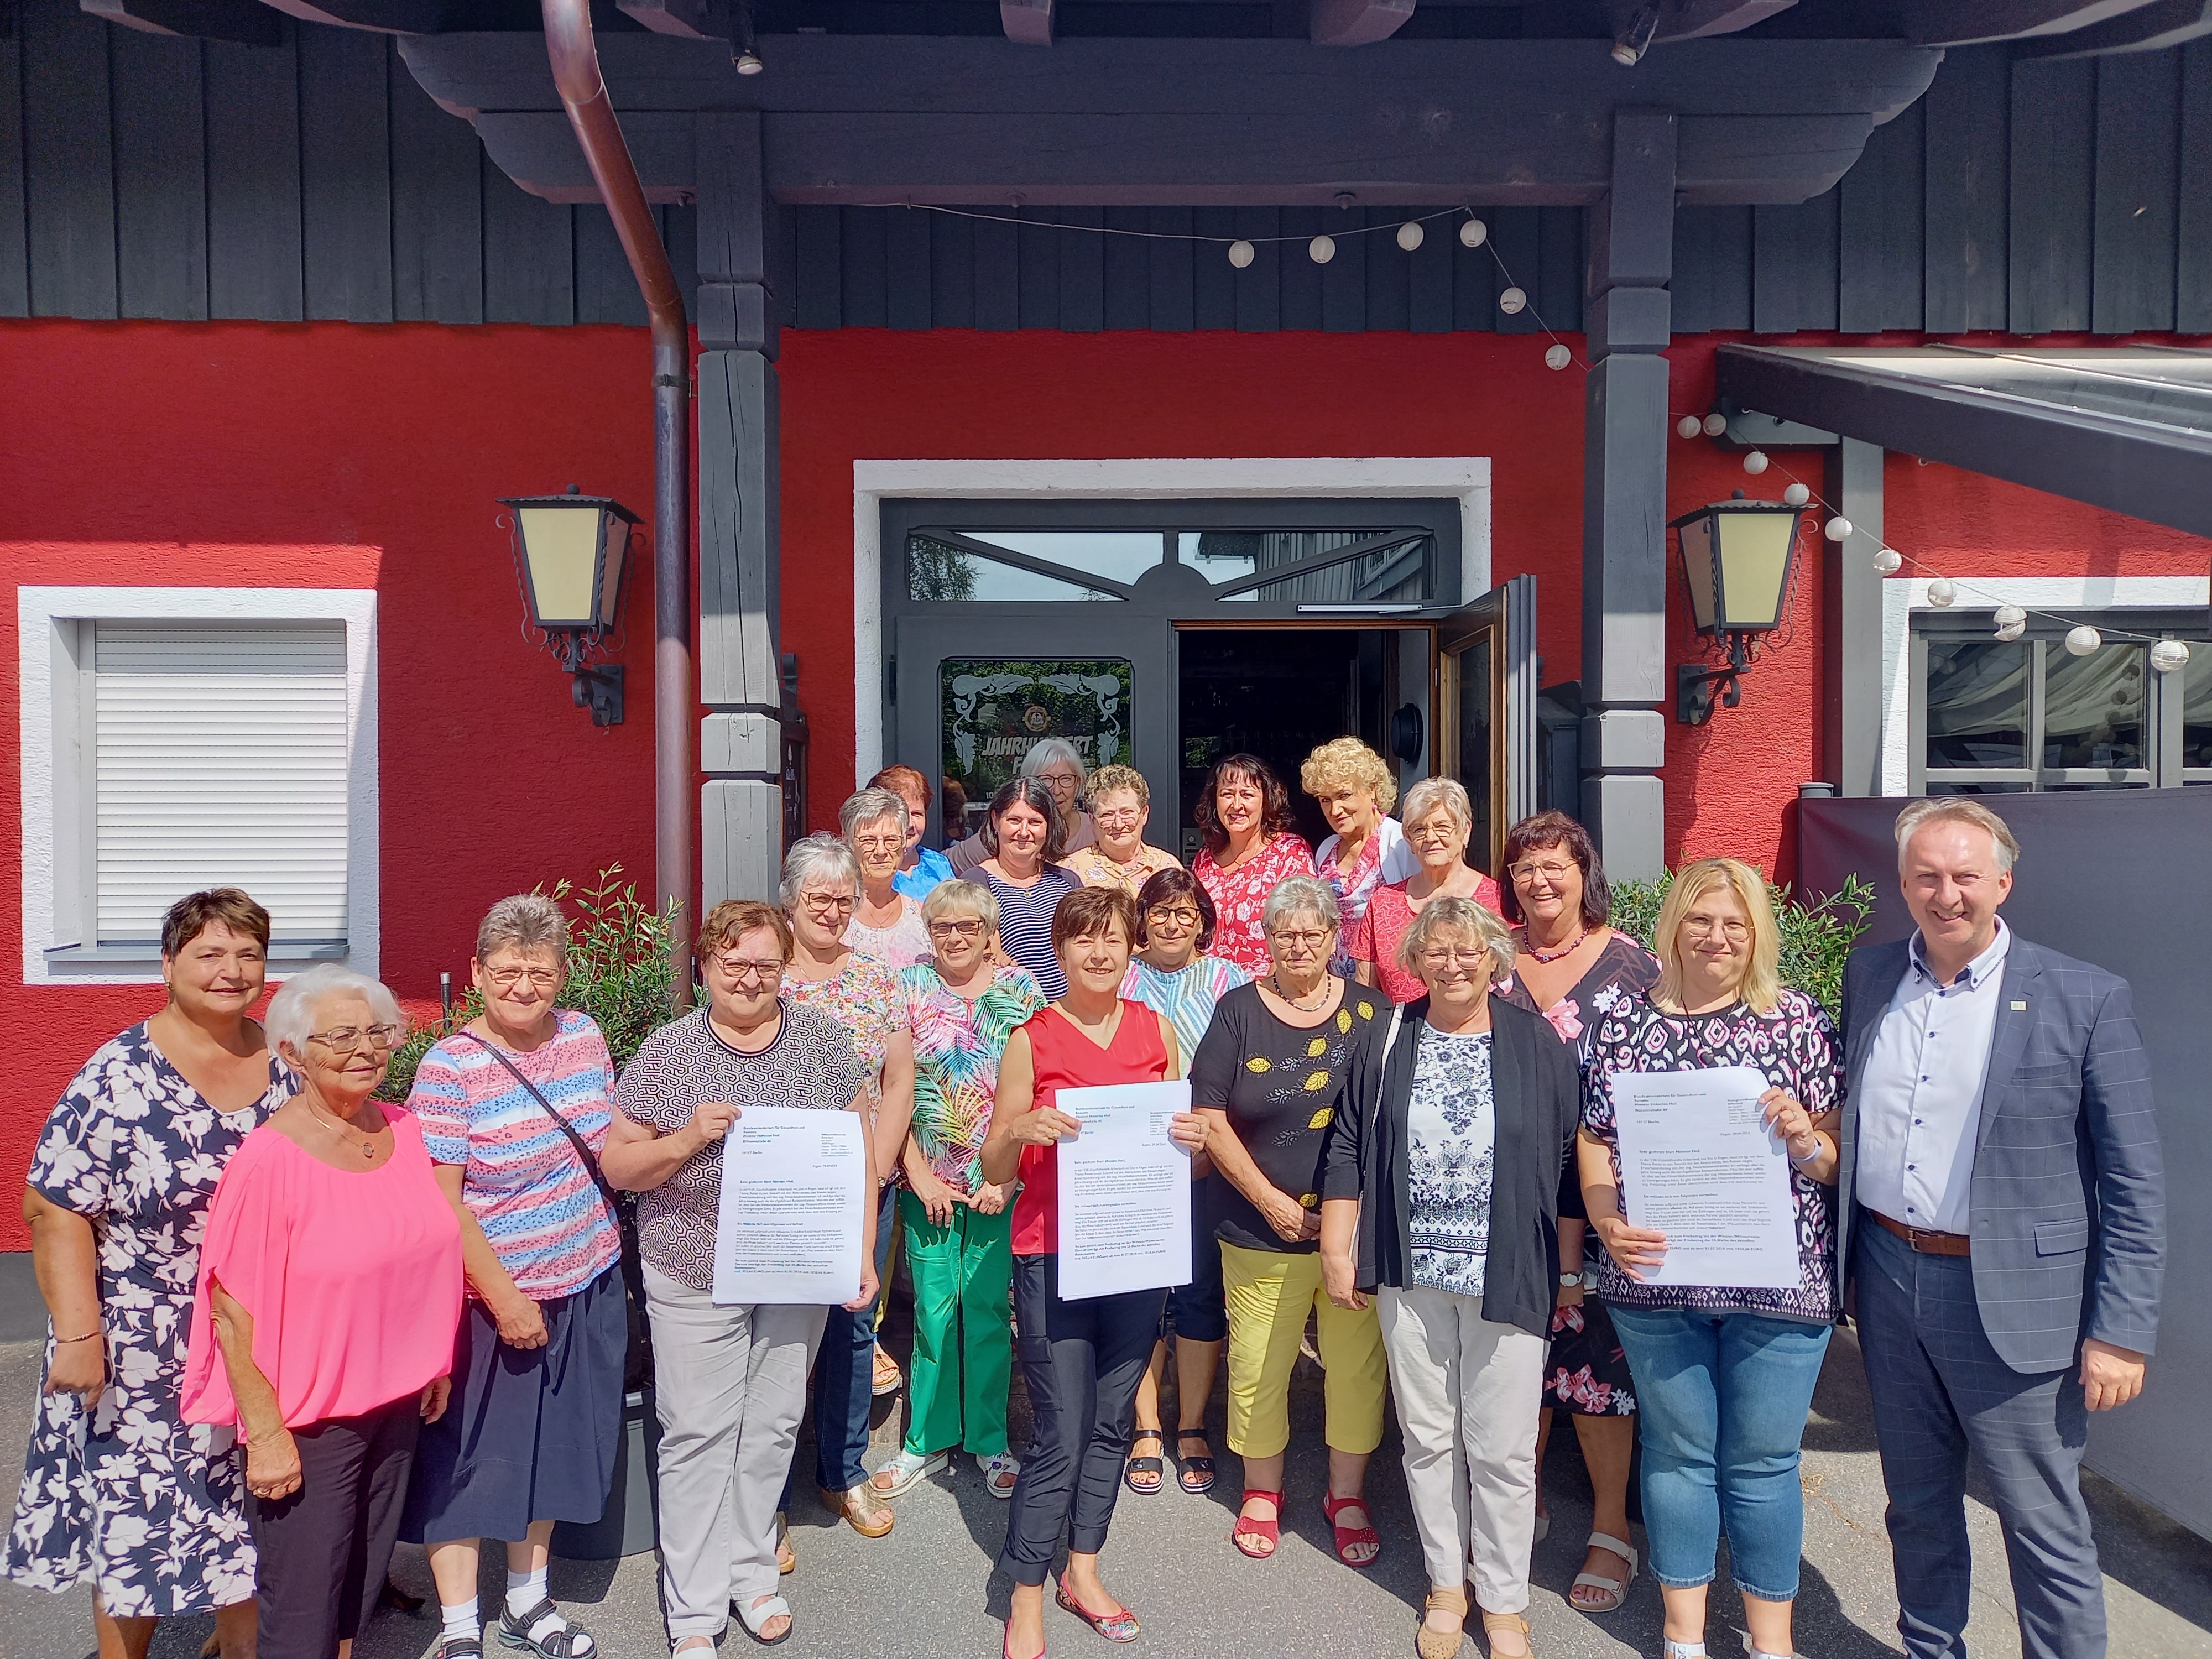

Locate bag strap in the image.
[460,1031,624,1224]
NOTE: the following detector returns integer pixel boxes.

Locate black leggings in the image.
[997,1255,1165,1586]
[247,1394,420,1659]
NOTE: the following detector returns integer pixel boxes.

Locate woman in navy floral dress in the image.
[6,891,291,1657]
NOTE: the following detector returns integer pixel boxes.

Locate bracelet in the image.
[53,1328,102,1344]
[1788,1135,1827,1168]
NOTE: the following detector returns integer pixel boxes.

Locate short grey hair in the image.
[264,963,405,1068]
[779,832,862,910]
[1399,896,1516,982]
[839,787,910,841]
[921,878,999,933]
[1401,776,1474,837]
[1261,874,1341,936]
[475,893,567,968]
[1022,738,1087,783]
[1895,798,2020,874]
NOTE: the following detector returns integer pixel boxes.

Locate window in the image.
[20,589,379,982]
[1912,610,2209,793]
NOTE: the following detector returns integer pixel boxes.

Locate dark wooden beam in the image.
[1902,0,2162,46]
[617,0,722,38]
[2011,0,2212,54]
[262,0,453,32]
[1654,0,1797,39]
[1001,0,1053,45]
[1309,0,1415,48]
[81,0,282,44]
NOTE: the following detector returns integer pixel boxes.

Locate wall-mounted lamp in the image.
[1672,491,1805,726]
[499,485,638,726]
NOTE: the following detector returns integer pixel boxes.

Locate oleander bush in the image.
[1609,870,1878,1022]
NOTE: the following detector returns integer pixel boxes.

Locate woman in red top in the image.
[1190,754,1317,977]
[980,886,1209,1659]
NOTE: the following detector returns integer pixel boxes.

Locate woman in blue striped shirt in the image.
[976,778,1082,1000]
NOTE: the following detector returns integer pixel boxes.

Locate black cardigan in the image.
[1322,992,1583,1340]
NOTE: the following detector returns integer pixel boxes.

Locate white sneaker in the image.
[976,1450,1020,1499]
[870,1448,950,1498]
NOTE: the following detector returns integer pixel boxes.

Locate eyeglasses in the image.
[1508,860,1577,885]
[928,920,987,940]
[1269,928,1332,950]
[851,834,903,855]
[306,1023,403,1053]
[710,956,787,983]
[484,966,560,990]
[1417,947,1491,969]
[1145,906,1201,929]
[1681,917,1751,940]
[799,891,857,914]
[1093,808,1144,827]
[1036,770,1081,790]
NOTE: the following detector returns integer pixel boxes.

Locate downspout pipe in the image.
[541,0,694,1004]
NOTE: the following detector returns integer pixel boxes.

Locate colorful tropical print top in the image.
[900,963,1049,1194]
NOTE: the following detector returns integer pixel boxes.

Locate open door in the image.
[1433,575,1538,877]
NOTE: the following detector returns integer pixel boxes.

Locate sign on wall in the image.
[941,659,1131,837]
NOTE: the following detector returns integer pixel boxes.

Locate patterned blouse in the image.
[846,895,933,970]
[900,964,1048,1193]
[1063,843,1182,896]
[1495,930,1662,1051]
[1406,1027,1497,1298]
[1581,989,1844,1324]
[1119,954,1252,1061]
[785,954,906,1128]
[1345,874,1507,1004]
[1192,833,1318,977]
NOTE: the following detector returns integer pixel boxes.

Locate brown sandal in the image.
[1480,1609,1533,1659]
[1416,1585,1468,1659]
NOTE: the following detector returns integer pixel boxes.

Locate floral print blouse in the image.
[1192,833,1317,977]
[900,964,1049,1194]
[1580,989,1844,1324]
[786,954,906,1126]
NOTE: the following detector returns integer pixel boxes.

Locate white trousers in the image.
[1378,1283,1549,1610]
[643,1263,828,1638]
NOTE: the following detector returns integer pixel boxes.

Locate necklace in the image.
[306,1098,380,1160]
[1525,925,1592,964]
[1266,973,1333,1013]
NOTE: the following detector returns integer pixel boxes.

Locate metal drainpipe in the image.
[540,0,695,1005]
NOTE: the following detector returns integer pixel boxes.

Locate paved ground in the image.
[4,1317,2208,1659]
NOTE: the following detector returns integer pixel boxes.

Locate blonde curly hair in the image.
[1300,737,1397,813]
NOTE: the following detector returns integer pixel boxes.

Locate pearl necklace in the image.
[1524,925,1592,964]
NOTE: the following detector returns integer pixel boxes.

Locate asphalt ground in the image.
[4,1311,2209,1659]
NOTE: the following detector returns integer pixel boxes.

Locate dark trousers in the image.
[787,1183,899,1497]
[1855,1216,2105,1659]
[247,1394,420,1659]
[998,1254,1165,1586]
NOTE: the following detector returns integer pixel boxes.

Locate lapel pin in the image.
[2010,1000,2028,1011]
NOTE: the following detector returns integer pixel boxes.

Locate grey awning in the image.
[1715,345,2212,541]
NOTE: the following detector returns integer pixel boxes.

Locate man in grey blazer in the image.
[1838,799,2163,1659]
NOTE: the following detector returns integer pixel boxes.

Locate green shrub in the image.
[378,864,679,1102]
[1608,870,1877,1022]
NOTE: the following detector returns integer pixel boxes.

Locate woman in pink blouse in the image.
[1190,753,1316,977]
[1345,776,1506,1004]
[182,963,464,1659]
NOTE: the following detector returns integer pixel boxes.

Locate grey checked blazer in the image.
[1837,933,2164,1376]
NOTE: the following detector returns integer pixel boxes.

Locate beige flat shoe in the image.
[1416,1584,1469,1659]
[1568,1531,1638,1614]
[821,1482,896,1538]
[1481,1609,1533,1659]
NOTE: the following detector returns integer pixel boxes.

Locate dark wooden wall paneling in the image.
[0,6,2203,346]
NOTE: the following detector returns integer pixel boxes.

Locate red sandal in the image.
[1232,1489,1283,1559]
[1321,1493,1382,1569]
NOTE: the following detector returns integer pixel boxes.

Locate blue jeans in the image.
[1609,1305,1832,1600]
[784,1182,899,1498]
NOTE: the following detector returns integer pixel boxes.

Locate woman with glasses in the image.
[603,900,878,1653]
[869,765,956,902]
[1191,753,1317,977]
[778,834,916,1543]
[1321,898,1582,1659]
[869,880,1046,1504]
[1345,777,1505,1004]
[975,777,1084,1000]
[1190,875,1387,1567]
[8,891,286,1659]
[400,894,626,1659]
[1578,859,1842,1659]
[1494,810,1660,1620]
[949,739,1098,877]
[181,963,463,1659]
[843,787,935,969]
[1301,738,1416,974]
[1063,764,1181,895]
[1118,868,1248,1498]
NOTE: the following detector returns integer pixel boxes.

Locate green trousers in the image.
[898,1188,1014,1458]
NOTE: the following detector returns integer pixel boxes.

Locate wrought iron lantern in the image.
[499,486,638,726]
[1672,491,1806,726]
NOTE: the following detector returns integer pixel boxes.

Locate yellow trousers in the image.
[1219,1241,1389,1459]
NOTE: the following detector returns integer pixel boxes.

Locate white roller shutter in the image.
[92,621,351,945]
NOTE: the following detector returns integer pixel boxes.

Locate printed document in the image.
[1611,1066,1801,1290]
[1056,1081,1193,1301]
[713,1105,868,1305]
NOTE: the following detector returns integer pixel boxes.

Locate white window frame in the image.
[18,587,379,985]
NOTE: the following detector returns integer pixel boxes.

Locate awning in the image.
[1715,345,2212,541]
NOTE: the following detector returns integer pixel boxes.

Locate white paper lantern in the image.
[1871,547,1904,575]
[1702,412,1729,437]
[1993,604,2027,641]
[1994,620,2027,643]
[1782,482,1810,507]
[1396,221,1425,251]
[1459,218,1488,248]
[1498,285,1527,314]
[2065,624,2103,656]
[1824,515,1853,542]
[1228,239,1256,269]
[1927,577,1958,607]
[1545,343,1572,371]
[1308,234,1336,264]
[1742,450,1770,475]
[2150,638,2192,673]
[1676,415,1702,439]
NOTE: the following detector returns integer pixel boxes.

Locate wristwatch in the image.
[1559,1271,1582,1288]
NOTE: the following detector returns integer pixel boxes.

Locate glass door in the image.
[1433,575,1538,877]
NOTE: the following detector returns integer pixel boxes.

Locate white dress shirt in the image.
[1855,919,2012,1234]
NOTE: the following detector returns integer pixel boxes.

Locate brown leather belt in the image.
[1872,1211,1971,1257]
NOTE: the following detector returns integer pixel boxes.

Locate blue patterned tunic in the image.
[4,1024,289,1615]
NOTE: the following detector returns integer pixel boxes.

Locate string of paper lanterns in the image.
[1675,419,2194,671]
